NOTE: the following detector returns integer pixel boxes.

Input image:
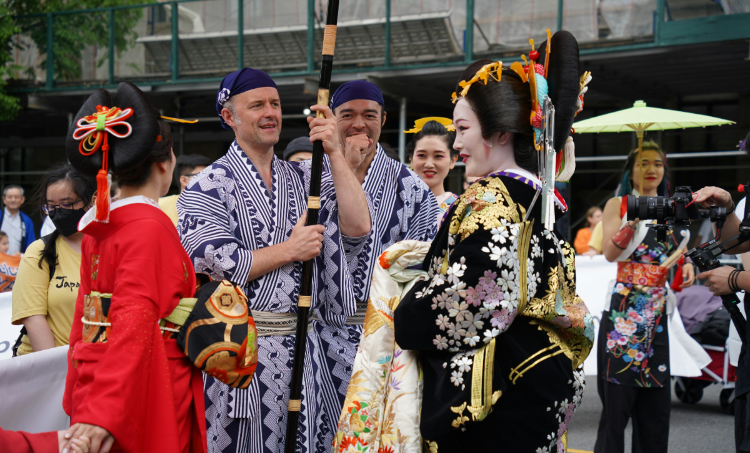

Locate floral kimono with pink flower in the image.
[599,219,689,388]
[392,172,594,452]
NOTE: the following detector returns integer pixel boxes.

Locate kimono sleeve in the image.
[396,218,528,353]
[0,428,57,453]
[177,165,254,285]
[69,220,187,443]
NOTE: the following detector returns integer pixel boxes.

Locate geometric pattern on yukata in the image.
[178,141,360,453]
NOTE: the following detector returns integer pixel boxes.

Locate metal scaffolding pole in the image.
[398,97,407,163]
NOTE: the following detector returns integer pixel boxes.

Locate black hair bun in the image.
[538,31,580,153]
[421,120,448,135]
[66,82,160,176]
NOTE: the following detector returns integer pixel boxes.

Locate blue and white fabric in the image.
[177,141,362,453]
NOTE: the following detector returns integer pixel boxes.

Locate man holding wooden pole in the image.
[177,67,371,453]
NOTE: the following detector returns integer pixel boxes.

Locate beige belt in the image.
[253,301,367,337]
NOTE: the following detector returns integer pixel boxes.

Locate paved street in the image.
[568,376,734,453]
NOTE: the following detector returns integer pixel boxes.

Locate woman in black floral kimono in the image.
[393,31,594,452]
[594,141,695,453]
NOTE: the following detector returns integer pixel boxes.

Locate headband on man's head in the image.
[330,80,385,112]
[216,68,277,129]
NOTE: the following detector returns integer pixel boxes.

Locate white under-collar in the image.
[78,195,159,231]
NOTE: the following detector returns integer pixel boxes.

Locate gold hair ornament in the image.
[450,61,502,104]
[160,116,199,124]
[404,117,455,133]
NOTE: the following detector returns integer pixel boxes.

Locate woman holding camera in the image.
[595,141,695,453]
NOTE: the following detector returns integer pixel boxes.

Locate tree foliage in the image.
[0,4,22,121]
[2,0,150,121]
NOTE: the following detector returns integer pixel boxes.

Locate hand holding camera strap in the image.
[687,224,750,345]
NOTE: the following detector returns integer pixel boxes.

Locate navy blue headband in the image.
[330,80,385,112]
[216,68,277,129]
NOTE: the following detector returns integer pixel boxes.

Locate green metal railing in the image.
[11,0,750,93]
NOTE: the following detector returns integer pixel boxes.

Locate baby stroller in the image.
[674,285,736,414]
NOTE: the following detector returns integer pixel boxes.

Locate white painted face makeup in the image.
[452,98,520,177]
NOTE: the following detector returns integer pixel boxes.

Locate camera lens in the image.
[626,195,638,220]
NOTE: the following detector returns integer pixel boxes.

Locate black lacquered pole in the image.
[284,0,339,451]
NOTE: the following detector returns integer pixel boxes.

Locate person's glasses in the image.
[183,173,200,180]
[43,199,83,214]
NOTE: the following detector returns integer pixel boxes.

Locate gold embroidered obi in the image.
[81,291,196,344]
[616,262,668,287]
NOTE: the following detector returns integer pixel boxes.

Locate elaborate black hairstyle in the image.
[406,120,458,159]
[456,60,535,172]
[454,30,581,174]
[65,82,161,176]
[538,30,580,155]
[65,82,171,220]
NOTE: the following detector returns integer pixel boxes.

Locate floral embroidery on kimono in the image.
[599,215,688,388]
[392,172,593,451]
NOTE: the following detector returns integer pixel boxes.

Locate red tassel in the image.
[671,256,685,293]
[94,135,111,223]
[95,170,110,222]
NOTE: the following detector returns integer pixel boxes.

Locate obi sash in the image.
[616,262,669,287]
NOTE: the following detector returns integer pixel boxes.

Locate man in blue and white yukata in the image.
[177,68,372,453]
[315,80,440,419]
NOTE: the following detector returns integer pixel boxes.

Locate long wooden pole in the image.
[284,0,339,451]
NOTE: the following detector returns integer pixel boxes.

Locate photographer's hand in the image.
[697,266,734,296]
[693,186,749,253]
[693,186,733,209]
[681,262,695,288]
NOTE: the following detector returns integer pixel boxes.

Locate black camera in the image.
[626,186,727,242]
[684,182,750,343]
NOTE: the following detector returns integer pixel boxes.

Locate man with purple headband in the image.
[177,68,371,453]
[314,80,439,420]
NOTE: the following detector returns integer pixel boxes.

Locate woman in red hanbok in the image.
[61,82,207,453]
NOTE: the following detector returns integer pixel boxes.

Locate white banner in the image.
[0,291,69,432]
[0,291,21,360]
[575,255,617,375]
[0,345,69,432]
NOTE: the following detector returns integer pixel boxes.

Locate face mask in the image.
[49,207,86,237]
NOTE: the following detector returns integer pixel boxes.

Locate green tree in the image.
[0,4,22,121]
[2,0,149,121]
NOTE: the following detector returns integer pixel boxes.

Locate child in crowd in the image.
[0,231,9,254]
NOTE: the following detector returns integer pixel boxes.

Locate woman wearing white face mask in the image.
[392,31,595,451]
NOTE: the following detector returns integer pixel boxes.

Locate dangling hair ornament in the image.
[451,61,502,103]
[556,71,591,183]
[576,71,592,116]
[526,33,550,150]
[72,105,134,223]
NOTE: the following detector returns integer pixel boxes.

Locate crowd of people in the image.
[1,28,749,453]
